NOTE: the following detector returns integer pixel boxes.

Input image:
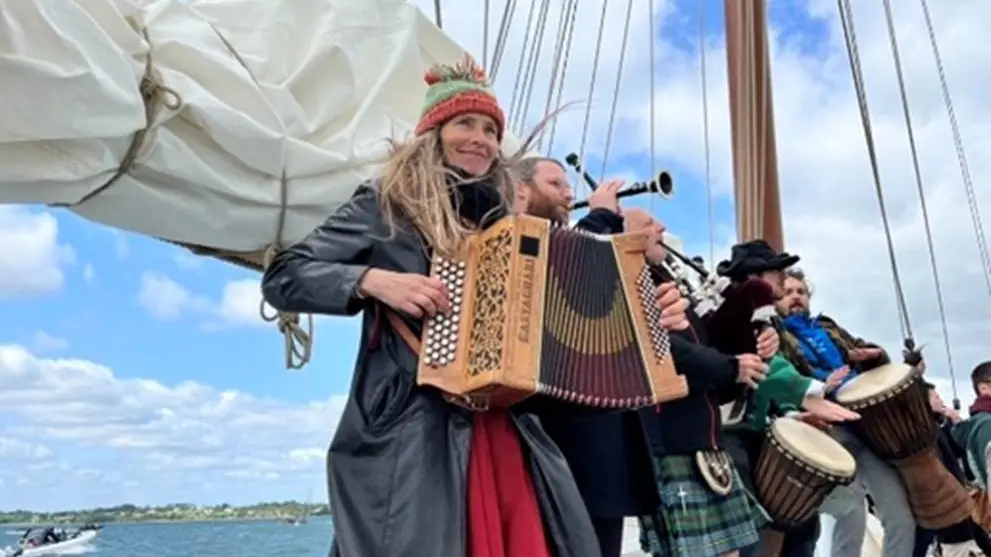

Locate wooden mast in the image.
[723,0,784,251]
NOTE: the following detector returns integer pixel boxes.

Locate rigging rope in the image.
[488,0,518,81]
[545,0,580,153]
[598,0,636,182]
[513,0,553,134]
[880,0,957,399]
[648,0,656,216]
[577,0,612,177]
[507,0,540,128]
[538,0,578,153]
[698,0,714,264]
[918,0,991,298]
[482,0,490,68]
[835,0,914,342]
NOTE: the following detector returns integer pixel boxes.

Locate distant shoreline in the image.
[3,515,330,528]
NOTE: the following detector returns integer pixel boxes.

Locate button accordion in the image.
[416,214,688,409]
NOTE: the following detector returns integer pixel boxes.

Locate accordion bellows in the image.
[417,214,688,409]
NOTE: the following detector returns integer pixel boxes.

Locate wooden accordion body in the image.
[416,215,688,409]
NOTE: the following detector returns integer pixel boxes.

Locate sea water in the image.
[1,519,332,557]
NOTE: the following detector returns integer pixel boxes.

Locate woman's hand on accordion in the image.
[734,354,768,389]
[358,269,451,318]
[655,282,690,331]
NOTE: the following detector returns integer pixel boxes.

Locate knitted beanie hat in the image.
[414,55,505,141]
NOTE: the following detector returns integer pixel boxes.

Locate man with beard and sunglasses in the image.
[775,268,918,557]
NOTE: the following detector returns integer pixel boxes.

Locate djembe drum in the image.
[834,362,973,529]
[753,416,857,557]
[414,214,689,410]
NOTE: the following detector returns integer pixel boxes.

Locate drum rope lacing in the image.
[879,0,958,404]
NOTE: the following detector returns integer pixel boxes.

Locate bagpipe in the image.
[564,153,731,319]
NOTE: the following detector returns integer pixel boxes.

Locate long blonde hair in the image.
[379,129,528,258]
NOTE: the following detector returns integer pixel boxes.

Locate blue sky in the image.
[2,0,989,514]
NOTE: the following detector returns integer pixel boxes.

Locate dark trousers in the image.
[590,516,625,557]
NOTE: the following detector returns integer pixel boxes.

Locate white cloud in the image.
[0,344,346,510]
[82,262,96,285]
[0,206,75,299]
[136,272,272,329]
[138,271,200,320]
[31,330,69,353]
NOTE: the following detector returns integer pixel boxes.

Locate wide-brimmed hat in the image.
[414,55,505,141]
[716,239,800,280]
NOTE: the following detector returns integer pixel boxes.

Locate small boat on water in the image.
[2,526,99,557]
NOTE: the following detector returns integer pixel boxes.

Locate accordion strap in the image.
[382,306,489,412]
[384,307,422,353]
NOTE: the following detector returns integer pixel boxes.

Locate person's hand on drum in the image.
[799,396,860,430]
[655,282,690,331]
[755,327,779,360]
[849,346,884,362]
[735,354,768,389]
[358,269,451,318]
[824,366,851,393]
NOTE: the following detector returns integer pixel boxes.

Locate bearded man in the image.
[776,268,917,557]
[512,158,769,557]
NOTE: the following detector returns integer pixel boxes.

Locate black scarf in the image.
[446,166,507,230]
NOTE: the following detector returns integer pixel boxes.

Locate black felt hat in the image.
[716,240,800,280]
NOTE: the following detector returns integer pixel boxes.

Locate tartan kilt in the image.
[638,453,764,557]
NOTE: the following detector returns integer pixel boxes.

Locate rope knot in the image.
[259,243,314,370]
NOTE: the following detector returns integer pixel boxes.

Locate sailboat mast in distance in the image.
[724,0,785,252]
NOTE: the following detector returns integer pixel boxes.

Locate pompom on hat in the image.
[414,55,506,141]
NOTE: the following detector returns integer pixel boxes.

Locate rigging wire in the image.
[918,0,991,298]
[507,0,541,126]
[545,0,580,153]
[648,0,656,217]
[698,0,714,265]
[577,0,612,173]
[482,0,490,69]
[514,0,553,134]
[880,0,957,401]
[598,0,636,182]
[538,0,578,153]
[835,0,914,342]
[489,0,518,81]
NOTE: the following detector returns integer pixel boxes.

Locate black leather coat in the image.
[261,183,601,557]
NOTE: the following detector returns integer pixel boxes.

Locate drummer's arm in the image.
[759,354,827,410]
[829,319,891,369]
[261,183,381,316]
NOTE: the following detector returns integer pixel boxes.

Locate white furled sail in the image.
[0,0,527,268]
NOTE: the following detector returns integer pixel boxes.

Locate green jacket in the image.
[728,353,824,432]
[951,413,991,489]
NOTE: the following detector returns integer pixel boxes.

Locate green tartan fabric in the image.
[638,454,763,557]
